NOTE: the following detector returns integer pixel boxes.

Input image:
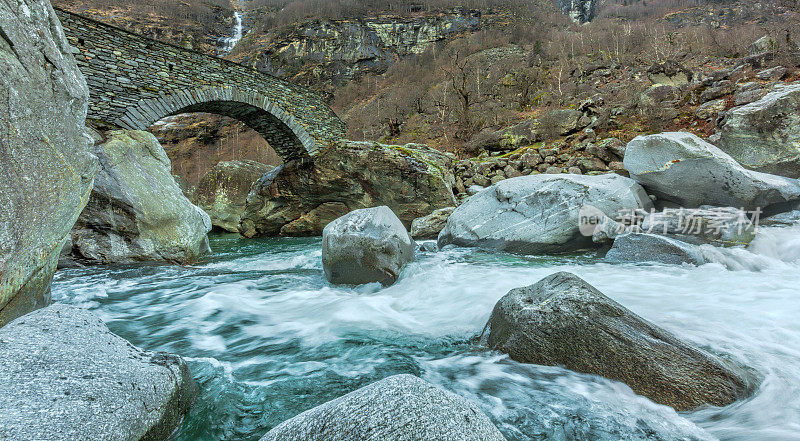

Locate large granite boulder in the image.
[717,84,800,178]
[480,272,752,411]
[411,207,455,239]
[63,130,211,265]
[625,132,800,211]
[605,233,707,265]
[438,174,653,254]
[239,141,457,237]
[260,374,506,441]
[0,0,97,326]
[0,304,196,440]
[322,206,415,286]
[193,160,273,232]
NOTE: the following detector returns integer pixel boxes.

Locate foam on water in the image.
[50,225,800,440]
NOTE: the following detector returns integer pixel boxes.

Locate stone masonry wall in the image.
[55,8,346,159]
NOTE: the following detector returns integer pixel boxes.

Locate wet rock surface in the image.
[322,206,415,286]
[480,272,752,411]
[260,374,506,441]
[0,304,197,440]
[606,233,708,265]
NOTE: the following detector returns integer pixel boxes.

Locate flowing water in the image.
[51,223,800,441]
[218,11,244,55]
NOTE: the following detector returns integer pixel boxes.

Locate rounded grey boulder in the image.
[260,374,506,441]
[322,206,415,286]
[0,304,197,440]
[624,132,800,211]
[64,130,212,265]
[438,174,653,254]
[480,272,752,411]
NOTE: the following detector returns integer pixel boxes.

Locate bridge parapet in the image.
[55,8,345,159]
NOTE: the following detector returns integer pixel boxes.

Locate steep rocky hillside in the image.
[53,0,800,188]
[53,0,236,54]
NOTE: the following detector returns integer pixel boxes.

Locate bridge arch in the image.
[54,8,345,160]
[118,86,316,160]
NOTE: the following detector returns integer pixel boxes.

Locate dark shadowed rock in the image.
[193,160,273,232]
[605,233,707,265]
[480,272,752,411]
[0,304,196,440]
[0,0,97,326]
[240,141,456,237]
[322,206,415,286]
[717,84,800,178]
[260,374,506,441]
[411,207,455,239]
[438,174,652,254]
[625,132,800,210]
[63,130,212,265]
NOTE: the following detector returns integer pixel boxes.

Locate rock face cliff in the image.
[559,0,596,23]
[0,0,96,327]
[232,10,481,90]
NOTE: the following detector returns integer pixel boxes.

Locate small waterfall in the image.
[219,11,244,55]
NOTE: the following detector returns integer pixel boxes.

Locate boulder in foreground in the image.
[260,374,506,441]
[438,174,652,254]
[0,304,196,440]
[717,83,800,178]
[193,160,273,232]
[0,0,97,326]
[239,141,457,237]
[480,272,751,411]
[322,206,415,286]
[624,132,800,211]
[63,130,212,265]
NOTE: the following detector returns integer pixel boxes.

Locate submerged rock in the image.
[239,141,456,237]
[193,160,273,232]
[717,84,800,178]
[260,374,506,441]
[438,174,652,254]
[322,206,415,286]
[0,304,196,440]
[625,132,800,211]
[606,233,707,265]
[64,130,211,265]
[480,272,751,411]
[0,0,97,326]
[411,207,455,239]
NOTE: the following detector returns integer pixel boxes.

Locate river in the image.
[51,223,800,440]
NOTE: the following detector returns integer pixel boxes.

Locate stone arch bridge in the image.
[54,8,345,159]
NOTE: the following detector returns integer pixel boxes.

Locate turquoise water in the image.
[51,228,800,440]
